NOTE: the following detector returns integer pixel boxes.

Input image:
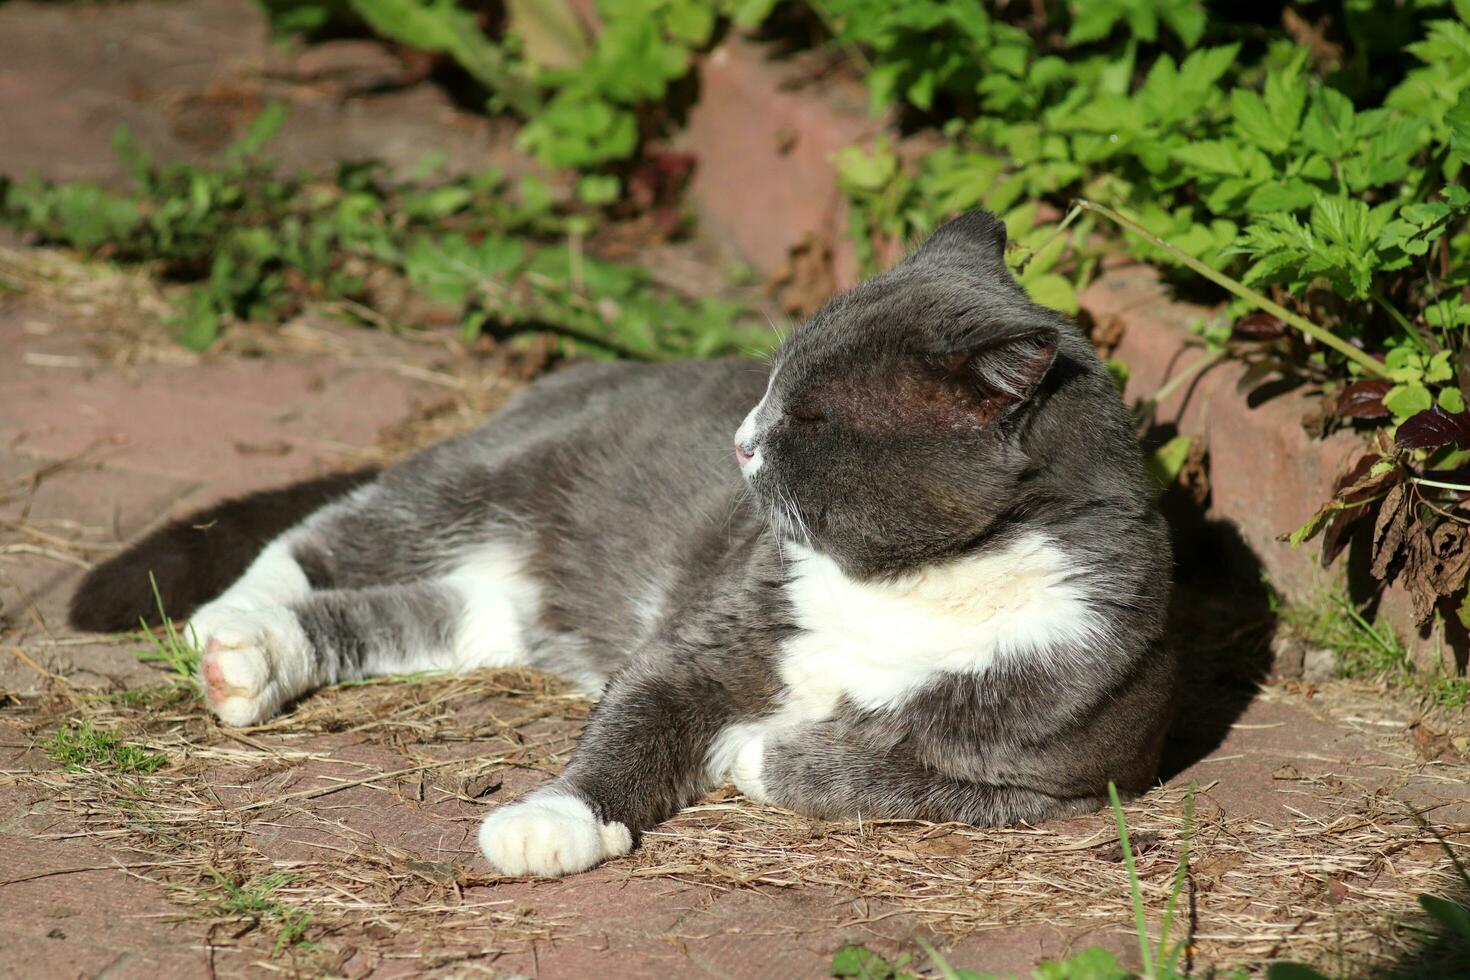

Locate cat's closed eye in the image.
[787,404,827,424]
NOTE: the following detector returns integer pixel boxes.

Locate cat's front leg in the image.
[738,721,1107,825]
[479,660,735,877]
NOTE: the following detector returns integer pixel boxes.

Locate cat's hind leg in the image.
[198,546,542,725]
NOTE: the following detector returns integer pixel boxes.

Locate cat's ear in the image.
[938,325,1059,407]
[913,211,1010,270]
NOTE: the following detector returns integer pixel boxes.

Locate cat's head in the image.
[737,210,1112,577]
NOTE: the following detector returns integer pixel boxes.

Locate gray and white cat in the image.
[72,211,1175,877]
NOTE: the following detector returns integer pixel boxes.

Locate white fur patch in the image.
[444,543,542,670]
[187,538,317,726]
[776,534,1100,717]
[479,789,633,877]
[735,374,775,477]
[191,603,315,727]
[208,538,311,612]
[705,533,1102,784]
[728,730,770,802]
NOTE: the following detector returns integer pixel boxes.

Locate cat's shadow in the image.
[1152,452,1279,781]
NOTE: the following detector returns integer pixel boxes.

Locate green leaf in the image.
[1244,180,1316,213]
[1232,89,1292,153]
[1146,435,1193,491]
[831,943,914,980]
[1385,382,1434,418]
[1019,272,1078,314]
[1266,965,1333,980]
[224,102,288,162]
[834,141,899,193]
[347,0,539,116]
[575,174,620,205]
[1420,894,1470,942]
[1446,89,1470,162]
[174,290,221,352]
[1032,946,1128,980]
[1300,86,1356,157]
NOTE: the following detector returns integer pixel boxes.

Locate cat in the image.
[70,210,1176,878]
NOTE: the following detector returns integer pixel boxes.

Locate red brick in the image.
[681,38,887,283]
[1083,266,1453,669]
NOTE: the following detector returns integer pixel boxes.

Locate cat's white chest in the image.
[775,534,1098,719]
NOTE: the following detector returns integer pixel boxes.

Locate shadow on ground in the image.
[1153,444,1279,781]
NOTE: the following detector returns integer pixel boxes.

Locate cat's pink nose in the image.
[735,440,755,465]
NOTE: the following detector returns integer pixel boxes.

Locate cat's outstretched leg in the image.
[727,720,1108,825]
[478,658,734,877]
[194,564,537,725]
[192,582,451,725]
[187,534,323,725]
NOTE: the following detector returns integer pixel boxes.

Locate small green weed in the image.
[133,571,201,683]
[1283,590,1470,708]
[43,720,166,774]
[205,868,314,955]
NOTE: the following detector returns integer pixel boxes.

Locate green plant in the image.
[825,2,1470,654]
[260,0,779,172]
[44,720,166,774]
[0,108,763,358]
[135,572,202,683]
[205,868,314,955]
[1281,589,1470,708]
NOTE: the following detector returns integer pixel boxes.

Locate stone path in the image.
[2,2,1468,978]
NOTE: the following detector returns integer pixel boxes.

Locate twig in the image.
[0,860,195,888]
[1072,199,1393,380]
[234,757,481,812]
[9,646,70,686]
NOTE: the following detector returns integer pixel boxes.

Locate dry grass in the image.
[4,241,1468,974]
[2,670,587,971]
[4,660,1467,976]
[633,772,1469,972]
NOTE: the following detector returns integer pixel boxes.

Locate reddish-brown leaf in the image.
[1371,483,1410,582]
[1320,456,1402,567]
[1336,380,1393,419]
[1232,311,1288,340]
[1396,406,1470,449]
[1402,521,1470,625]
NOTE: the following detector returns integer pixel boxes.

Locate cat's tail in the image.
[68,469,378,633]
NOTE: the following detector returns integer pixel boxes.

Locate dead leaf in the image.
[1095,831,1160,863]
[771,234,835,318]
[1091,313,1126,356]
[1409,722,1451,761]
[1402,520,1470,625]
[1178,438,1210,508]
[1272,764,1302,780]
[1321,456,1400,566]
[1371,483,1410,583]
[914,832,970,857]
[1194,853,1245,885]
[460,772,503,801]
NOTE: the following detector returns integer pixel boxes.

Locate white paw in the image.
[188,602,313,726]
[478,790,632,877]
[730,732,770,803]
